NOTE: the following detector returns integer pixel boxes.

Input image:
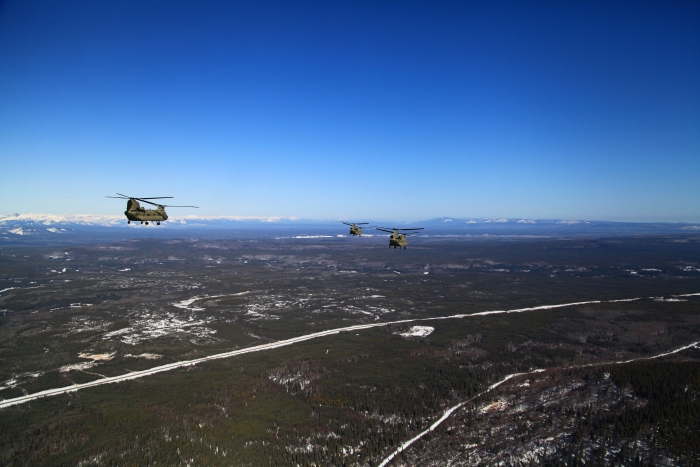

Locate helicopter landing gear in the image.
[127,220,130,224]
[157,221,160,225]
[140,221,143,224]
[145,221,149,225]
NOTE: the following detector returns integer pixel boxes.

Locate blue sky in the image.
[1,1,698,222]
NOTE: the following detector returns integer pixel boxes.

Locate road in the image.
[377,338,700,466]
[0,292,698,410]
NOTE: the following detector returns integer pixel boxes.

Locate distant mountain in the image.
[0,213,311,230]
[0,212,125,228]
[1,213,698,242]
[400,217,700,236]
[0,213,327,243]
[415,217,591,226]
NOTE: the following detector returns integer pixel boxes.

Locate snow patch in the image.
[399,326,434,338]
[124,353,162,360]
[78,352,116,361]
[556,220,589,225]
[173,297,205,311]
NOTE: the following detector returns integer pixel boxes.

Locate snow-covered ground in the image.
[102,310,217,345]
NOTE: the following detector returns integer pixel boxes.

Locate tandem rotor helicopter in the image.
[375,227,424,249]
[339,222,372,236]
[106,193,198,225]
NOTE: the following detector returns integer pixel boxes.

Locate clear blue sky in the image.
[1,1,698,222]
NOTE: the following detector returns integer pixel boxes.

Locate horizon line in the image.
[1,212,700,226]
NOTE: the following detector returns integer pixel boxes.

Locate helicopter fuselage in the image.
[125,208,168,222]
[388,230,408,248]
[376,226,422,249]
[108,194,196,225]
[124,199,168,224]
[349,225,363,236]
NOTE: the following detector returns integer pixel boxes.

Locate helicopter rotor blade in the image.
[116,193,173,200]
[130,197,195,207]
[107,194,196,208]
[135,199,199,208]
[131,199,199,208]
[132,199,160,207]
[374,226,423,233]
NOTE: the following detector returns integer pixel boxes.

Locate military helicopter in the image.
[375,227,424,249]
[106,193,198,225]
[339,222,372,236]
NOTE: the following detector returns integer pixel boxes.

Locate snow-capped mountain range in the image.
[0,213,302,228]
[1,213,698,238]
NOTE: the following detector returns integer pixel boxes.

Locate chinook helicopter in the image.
[375,227,424,249]
[106,193,198,225]
[339,222,372,236]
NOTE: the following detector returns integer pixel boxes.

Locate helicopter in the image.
[375,227,424,249]
[106,193,198,225]
[339,222,372,236]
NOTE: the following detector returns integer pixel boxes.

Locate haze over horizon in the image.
[1,1,698,222]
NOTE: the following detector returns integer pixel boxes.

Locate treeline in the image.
[3,350,696,466]
[0,355,509,466]
[553,361,700,466]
